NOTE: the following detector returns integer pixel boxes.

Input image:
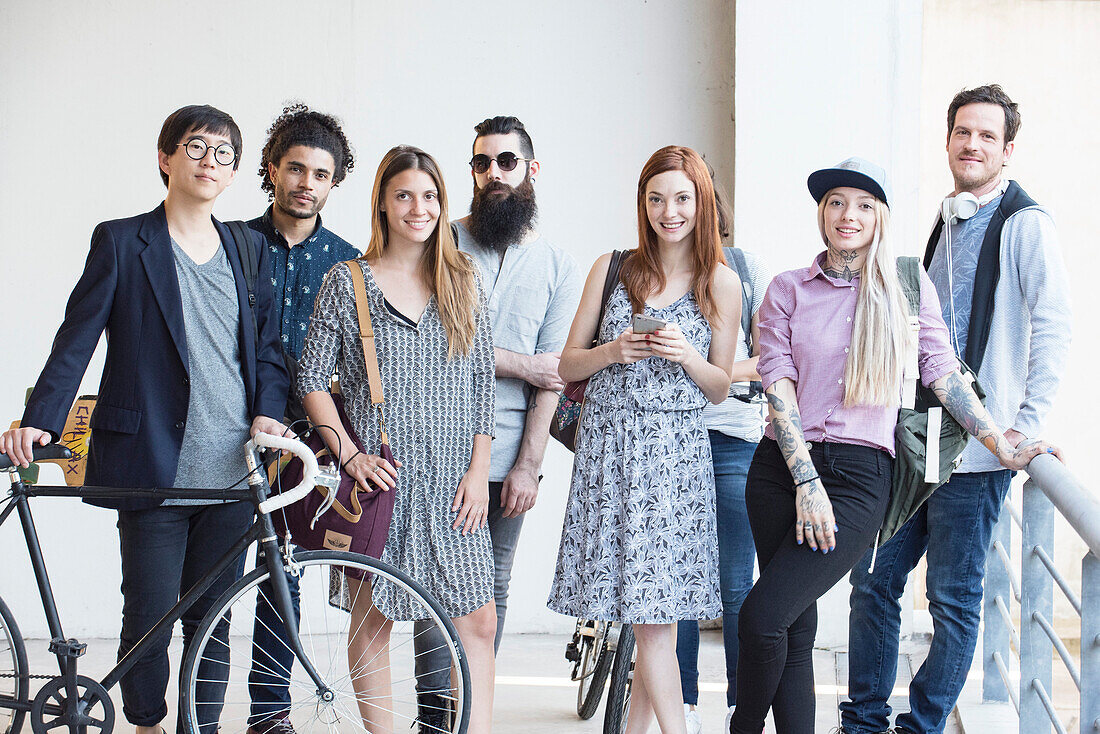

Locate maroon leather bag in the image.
[271,262,395,563]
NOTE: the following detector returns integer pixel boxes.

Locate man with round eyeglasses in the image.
[410,115,582,732]
[0,104,289,734]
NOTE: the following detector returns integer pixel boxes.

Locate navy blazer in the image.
[22,203,289,510]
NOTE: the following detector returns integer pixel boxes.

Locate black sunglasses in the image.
[469,152,530,175]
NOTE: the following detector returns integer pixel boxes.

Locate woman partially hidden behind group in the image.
[550,145,742,733]
[296,145,498,734]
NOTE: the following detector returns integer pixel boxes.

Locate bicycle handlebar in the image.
[0,443,73,471]
[250,433,319,515]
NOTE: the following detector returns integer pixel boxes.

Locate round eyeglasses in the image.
[469,152,530,175]
[178,137,237,166]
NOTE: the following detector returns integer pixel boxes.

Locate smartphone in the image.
[632,314,668,334]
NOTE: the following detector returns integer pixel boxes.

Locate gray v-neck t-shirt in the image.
[166,239,251,503]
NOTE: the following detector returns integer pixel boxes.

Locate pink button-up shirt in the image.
[757,252,958,456]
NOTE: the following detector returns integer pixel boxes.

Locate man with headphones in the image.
[839,85,1072,734]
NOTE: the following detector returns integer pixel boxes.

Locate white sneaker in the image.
[684,704,703,734]
[723,705,735,733]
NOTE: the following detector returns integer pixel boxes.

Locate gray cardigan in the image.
[931,203,1072,472]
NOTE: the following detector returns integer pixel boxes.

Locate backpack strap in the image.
[723,246,754,354]
[594,250,627,346]
[227,221,259,341]
[896,256,922,410]
[344,261,388,444]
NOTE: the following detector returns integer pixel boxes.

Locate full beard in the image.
[467,177,538,253]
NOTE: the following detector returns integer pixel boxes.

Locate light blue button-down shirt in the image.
[455,220,582,481]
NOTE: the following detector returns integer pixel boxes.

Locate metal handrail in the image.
[1033,544,1082,615]
[979,455,1100,734]
[1025,452,1100,557]
[1032,610,1081,690]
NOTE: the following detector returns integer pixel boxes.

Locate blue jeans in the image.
[248,544,302,728]
[840,470,1013,734]
[677,432,757,708]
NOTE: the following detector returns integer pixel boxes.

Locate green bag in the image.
[877,257,985,548]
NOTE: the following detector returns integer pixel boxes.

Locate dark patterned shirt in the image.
[247,206,360,360]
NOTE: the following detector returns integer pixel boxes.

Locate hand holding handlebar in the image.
[251,433,320,515]
[0,427,53,469]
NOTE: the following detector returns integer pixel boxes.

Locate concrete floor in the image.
[19,629,958,733]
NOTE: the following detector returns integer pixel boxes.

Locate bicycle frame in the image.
[0,451,332,717]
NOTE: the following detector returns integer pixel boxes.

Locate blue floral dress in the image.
[548,283,721,623]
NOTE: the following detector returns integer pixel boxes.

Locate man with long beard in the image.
[412,115,582,731]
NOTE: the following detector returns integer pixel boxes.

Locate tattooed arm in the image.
[930,370,1063,470]
[766,378,836,552]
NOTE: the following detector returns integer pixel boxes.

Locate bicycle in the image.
[601,624,634,734]
[561,618,636,732]
[0,433,471,734]
[564,619,614,719]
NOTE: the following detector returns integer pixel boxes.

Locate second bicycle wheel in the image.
[574,620,613,720]
[0,596,29,734]
[180,549,470,734]
[602,624,635,734]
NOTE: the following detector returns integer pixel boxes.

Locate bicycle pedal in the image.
[48,637,86,658]
[565,640,580,662]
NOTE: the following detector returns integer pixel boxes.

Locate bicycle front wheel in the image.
[0,596,28,734]
[180,550,470,734]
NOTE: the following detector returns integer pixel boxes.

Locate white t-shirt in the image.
[704,248,770,442]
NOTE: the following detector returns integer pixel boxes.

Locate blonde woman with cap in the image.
[729,158,1061,734]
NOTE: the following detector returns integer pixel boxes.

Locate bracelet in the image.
[793,475,820,488]
[341,450,361,472]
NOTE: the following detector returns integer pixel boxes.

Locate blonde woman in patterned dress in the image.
[297,146,497,733]
[549,146,742,733]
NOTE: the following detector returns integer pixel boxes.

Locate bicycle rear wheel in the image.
[180,550,470,734]
[0,596,28,734]
[602,624,635,734]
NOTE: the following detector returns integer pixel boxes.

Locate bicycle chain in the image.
[0,671,55,680]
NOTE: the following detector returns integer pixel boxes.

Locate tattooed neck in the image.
[825,247,863,282]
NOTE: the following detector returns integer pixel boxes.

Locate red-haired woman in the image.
[549,145,742,733]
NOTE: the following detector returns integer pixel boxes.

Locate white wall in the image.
[0,0,734,638]
[734,0,926,645]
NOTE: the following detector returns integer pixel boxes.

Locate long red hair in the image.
[621,145,723,324]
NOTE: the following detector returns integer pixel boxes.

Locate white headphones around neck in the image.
[941,178,1009,224]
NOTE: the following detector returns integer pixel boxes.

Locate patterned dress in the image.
[548,284,722,623]
[297,259,496,620]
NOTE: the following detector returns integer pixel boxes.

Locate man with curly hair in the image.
[245,103,359,734]
[247,102,360,423]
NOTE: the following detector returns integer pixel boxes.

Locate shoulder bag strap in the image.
[593,250,626,347]
[723,246,754,353]
[344,260,389,444]
[896,256,922,410]
[227,221,259,342]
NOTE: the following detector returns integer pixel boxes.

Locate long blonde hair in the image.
[364,145,478,357]
[817,192,913,406]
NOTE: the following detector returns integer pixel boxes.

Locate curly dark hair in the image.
[258,103,354,198]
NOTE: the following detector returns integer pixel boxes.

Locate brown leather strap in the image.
[345,260,390,444]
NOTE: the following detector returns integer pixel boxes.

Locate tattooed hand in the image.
[997,440,1064,471]
[795,478,837,552]
[931,370,1067,471]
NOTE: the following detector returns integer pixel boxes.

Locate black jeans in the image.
[731,438,892,734]
[116,501,254,732]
